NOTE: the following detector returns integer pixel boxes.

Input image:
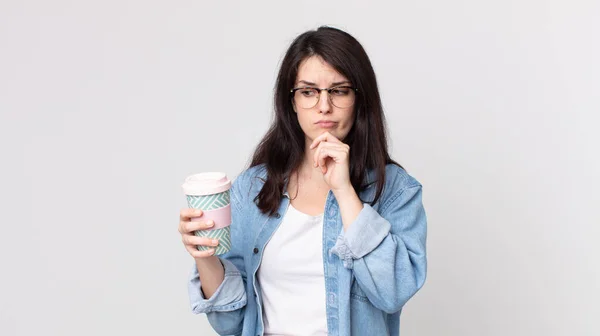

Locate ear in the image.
[292,101,297,113]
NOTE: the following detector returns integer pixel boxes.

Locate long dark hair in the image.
[250,26,401,215]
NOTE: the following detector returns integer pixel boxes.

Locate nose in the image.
[317,89,332,114]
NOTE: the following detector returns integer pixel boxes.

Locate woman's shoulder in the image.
[235,164,267,184]
[368,164,423,212]
[231,164,268,200]
[361,163,422,206]
[365,163,421,190]
[383,163,422,190]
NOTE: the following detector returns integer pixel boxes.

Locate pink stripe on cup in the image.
[190,204,231,230]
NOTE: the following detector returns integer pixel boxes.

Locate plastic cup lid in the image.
[182,172,231,196]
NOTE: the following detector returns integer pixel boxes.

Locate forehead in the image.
[296,56,348,83]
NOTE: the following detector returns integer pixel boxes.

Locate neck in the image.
[289,138,328,186]
[299,137,316,174]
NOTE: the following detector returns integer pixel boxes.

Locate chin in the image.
[318,129,345,141]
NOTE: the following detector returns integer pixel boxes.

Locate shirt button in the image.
[328,293,336,305]
[253,247,259,254]
[329,207,337,217]
[274,212,281,218]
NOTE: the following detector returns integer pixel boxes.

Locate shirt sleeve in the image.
[186,170,251,335]
[188,258,247,314]
[330,184,427,314]
[329,203,391,269]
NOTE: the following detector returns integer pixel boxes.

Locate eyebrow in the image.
[297,80,351,87]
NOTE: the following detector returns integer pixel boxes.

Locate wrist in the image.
[332,185,363,210]
[332,183,357,199]
[332,185,364,231]
[195,255,222,271]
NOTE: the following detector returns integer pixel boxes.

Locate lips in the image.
[316,121,338,128]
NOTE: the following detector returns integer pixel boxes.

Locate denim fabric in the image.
[188,164,427,336]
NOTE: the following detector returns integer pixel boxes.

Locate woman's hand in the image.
[310,131,352,192]
[179,208,225,298]
[310,132,364,231]
[178,208,220,258]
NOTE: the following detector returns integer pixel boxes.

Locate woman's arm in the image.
[188,174,250,335]
[331,180,427,314]
[195,256,225,299]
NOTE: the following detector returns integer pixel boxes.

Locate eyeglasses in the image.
[290,86,358,109]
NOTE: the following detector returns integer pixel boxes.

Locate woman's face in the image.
[292,56,355,144]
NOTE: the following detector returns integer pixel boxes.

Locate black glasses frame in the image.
[290,85,358,108]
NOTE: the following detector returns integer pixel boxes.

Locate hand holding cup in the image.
[178,208,221,258]
[181,172,233,256]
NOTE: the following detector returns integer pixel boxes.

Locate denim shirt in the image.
[188,164,427,336]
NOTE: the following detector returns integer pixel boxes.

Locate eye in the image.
[330,88,350,96]
[300,88,317,97]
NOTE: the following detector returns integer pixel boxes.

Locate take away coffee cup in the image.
[182,172,232,255]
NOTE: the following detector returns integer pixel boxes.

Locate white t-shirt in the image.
[257,203,328,336]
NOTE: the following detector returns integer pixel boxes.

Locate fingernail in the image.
[206,220,214,227]
[212,239,219,245]
[207,249,215,255]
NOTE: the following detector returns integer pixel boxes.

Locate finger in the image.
[180,208,203,221]
[313,142,330,171]
[184,219,215,233]
[318,148,329,173]
[317,142,347,151]
[316,146,344,164]
[190,235,220,247]
[312,141,346,167]
[183,234,220,247]
[313,143,321,167]
[185,245,215,258]
[319,145,349,161]
[314,145,333,174]
[313,141,333,166]
[317,147,348,173]
[313,142,331,168]
[310,132,329,149]
[310,132,341,149]
[309,132,329,149]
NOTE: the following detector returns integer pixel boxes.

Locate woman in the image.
[178,26,427,336]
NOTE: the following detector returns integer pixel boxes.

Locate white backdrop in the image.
[1,1,598,335]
